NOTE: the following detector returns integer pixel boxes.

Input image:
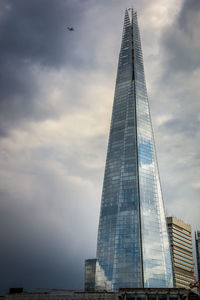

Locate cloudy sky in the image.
[0,0,200,294]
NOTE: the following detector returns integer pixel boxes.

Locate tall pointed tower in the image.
[85,9,173,291]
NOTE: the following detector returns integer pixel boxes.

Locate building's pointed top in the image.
[124,8,130,20]
[123,8,131,29]
[126,7,136,24]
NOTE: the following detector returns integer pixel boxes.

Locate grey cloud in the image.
[160,117,200,137]
[178,0,200,32]
[149,0,200,231]
[162,0,200,73]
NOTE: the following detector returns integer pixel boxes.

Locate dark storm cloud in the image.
[0,0,86,136]
[162,0,200,73]
[0,159,98,294]
[156,0,200,138]
[0,197,83,292]
[178,0,200,33]
[0,0,85,67]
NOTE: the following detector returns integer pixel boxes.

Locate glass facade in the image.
[85,259,97,291]
[87,9,173,291]
[195,231,200,286]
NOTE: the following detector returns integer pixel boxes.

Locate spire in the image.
[117,10,133,84]
[123,8,131,30]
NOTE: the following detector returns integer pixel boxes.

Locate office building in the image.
[85,259,97,291]
[195,231,200,286]
[85,9,173,290]
[167,217,194,289]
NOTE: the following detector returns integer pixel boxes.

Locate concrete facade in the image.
[167,217,194,289]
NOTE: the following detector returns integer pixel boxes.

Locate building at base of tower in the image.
[4,288,200,299]
[85,9,173,291]
[195,231,200,288]
[166,217,194,289]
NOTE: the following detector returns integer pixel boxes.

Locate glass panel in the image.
[148,295,157,300]
[85,259,97,291]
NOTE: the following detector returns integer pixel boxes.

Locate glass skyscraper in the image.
[85,9,173,291]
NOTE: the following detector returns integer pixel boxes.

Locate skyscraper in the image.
[195,231,200,287]
[85,9,173,291]
[167,217,194,289]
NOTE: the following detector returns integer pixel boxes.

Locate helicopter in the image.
[67,27,74,31]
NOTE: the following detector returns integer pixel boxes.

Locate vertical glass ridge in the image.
[133,11,173,288]
[94,9,173,291]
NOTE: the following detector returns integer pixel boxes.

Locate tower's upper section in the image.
[116,9,133,84]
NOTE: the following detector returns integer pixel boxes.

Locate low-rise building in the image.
[166,217,194,289]
[2,288,200,300]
